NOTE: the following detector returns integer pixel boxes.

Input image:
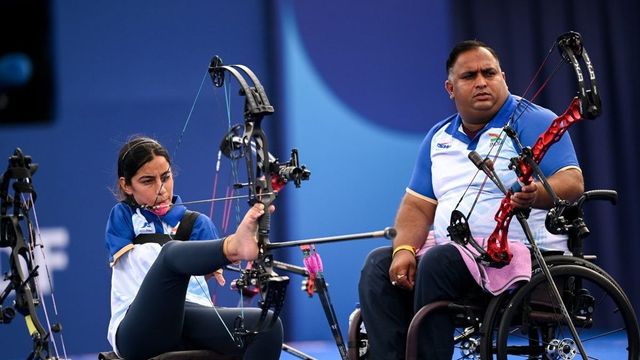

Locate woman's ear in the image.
[119,177,132,195]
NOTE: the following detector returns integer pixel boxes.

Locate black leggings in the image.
[116,240,283,360]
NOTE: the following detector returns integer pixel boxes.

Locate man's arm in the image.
[393,193,436,250]
[389,192,436,290]
[511,168,584,209]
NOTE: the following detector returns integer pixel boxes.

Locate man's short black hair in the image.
[446,40,500,75]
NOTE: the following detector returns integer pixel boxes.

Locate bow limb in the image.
[557,31,601,120]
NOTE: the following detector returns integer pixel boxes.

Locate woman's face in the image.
[120,155,173,210]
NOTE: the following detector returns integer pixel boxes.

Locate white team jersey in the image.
[408,95,580,252]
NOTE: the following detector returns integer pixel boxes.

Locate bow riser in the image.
[486,196,515,264]
[486,97,584,264]
[517,96,583,183]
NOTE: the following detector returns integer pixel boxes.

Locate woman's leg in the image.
[181,303,283,360]
[116,240,228,359]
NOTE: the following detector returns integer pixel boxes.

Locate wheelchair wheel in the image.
[494,264,639,359]
[539,255,629,303]
[478,255,634,359]
[477,289,516,359]
[347,308,369,359]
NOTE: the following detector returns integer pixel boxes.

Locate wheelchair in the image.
[348,190,640,359]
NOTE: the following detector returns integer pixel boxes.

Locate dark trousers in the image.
[358,244,483,360]
[116,240,283,360]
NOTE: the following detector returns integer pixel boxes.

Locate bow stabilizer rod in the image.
[267,227,396,250]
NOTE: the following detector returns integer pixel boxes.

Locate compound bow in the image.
[1,148,67,360]
[205,56,395,359]
[445,31,600,359]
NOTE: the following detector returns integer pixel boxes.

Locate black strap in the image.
[174,210,199,240]
[132,233,173,246]
[132,210,200,246]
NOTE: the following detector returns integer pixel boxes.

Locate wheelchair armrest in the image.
[578,189,617,207]
[530,249,564,260]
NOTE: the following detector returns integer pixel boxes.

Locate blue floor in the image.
[281,341,343,359]
[26,335,632,359]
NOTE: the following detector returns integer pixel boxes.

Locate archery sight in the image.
[220,123,311,191]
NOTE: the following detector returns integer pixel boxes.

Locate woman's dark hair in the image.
[445,40,500,76]
[115,136,170,201]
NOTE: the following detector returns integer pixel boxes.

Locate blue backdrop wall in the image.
[1,1,638,359]
[275,1,453,341]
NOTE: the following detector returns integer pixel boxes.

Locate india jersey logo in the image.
[488,132,503,145]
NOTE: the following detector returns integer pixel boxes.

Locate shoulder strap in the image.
[133,233,172,246]
[174,210,200,240]
[132,210,201,246]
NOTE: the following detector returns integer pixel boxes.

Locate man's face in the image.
[445,47,509,126]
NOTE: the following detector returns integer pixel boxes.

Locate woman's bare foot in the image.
[223,203,266,262]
